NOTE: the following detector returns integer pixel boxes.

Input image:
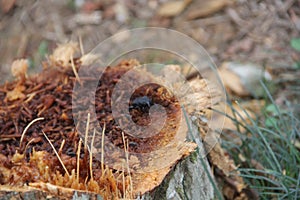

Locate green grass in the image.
[220,81,300,199]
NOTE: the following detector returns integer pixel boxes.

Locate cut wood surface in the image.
[0,45,217,199]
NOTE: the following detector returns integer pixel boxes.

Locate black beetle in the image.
[129,96,153,112]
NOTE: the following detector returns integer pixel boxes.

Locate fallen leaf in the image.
[219,64,247,96]
[187,0,232,19]
[219,62,272,97]
[207,100,263,141]
[158,0,192,17]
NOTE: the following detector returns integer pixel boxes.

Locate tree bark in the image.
[140,122,215,200]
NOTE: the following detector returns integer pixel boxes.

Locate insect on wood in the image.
[129,96,153,113]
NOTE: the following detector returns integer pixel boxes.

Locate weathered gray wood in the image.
[140,151,214,200]
[140,122,215,200]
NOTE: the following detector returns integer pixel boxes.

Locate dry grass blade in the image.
[24,138,37,154]
[79,36,85,55]
[84,113,90,151]
[42,130,70,177]
[122,166,126,199]
[121,131,133,196]
[101,124,106,173]
[58,139,65,154]
[70,54,81,85]
[19,117,44,148]
[90,128,96,181]
[76,139,82,182]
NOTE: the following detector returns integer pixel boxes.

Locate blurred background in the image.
[1,1,300,198]
[0,0,299,103]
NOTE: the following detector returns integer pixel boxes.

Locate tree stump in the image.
[0,44,218,199]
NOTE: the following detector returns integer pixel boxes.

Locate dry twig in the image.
[19,117,44,148]
[42,130,70,177]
